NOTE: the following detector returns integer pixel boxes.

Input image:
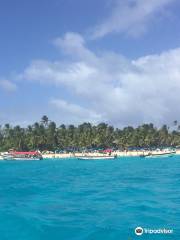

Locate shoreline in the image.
[41,149,180,159]
[0,150,179,160]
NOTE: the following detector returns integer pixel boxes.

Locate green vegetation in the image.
[0,116,180,151]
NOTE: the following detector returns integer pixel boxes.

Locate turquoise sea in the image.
[0,156,179,240]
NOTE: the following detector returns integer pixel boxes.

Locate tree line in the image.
[0,116,180,151]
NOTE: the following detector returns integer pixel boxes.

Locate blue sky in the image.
[1,0,180,126]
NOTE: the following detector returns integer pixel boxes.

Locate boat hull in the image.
[78,156,116,160]
[3,157,42,161]
[2,155,43,161]
[145,153,174,158]
[141,151,175,158]
[4,158,42,161]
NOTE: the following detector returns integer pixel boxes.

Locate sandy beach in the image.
[41,149,179,159]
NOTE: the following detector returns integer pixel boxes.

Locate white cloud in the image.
[53,32,95,61]
[92,0,176,38]
[0,79,17,92]
[50,98,101,124]
[19,32,180,126]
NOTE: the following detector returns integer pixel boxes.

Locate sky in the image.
[1,0,180,127]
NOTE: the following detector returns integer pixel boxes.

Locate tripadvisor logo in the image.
[135,227,143,236]
[134,226,173,236]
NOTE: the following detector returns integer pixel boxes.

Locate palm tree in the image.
[13,125,26,150]
[1,118,180,151]
[41,115,49,127]
[47,121,57,150]
[174,120,178,126]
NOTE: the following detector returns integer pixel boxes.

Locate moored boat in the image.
[140,150,176,158]
[78,155,117,160]
[3,151,43,161]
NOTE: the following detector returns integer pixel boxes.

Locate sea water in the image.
[0,156,179,240]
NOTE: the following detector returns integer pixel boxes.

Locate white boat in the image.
[140,150,175,158]
[3,151,43,161]
[78,155,116,160]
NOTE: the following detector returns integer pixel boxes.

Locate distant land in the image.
[0,116,180,152]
